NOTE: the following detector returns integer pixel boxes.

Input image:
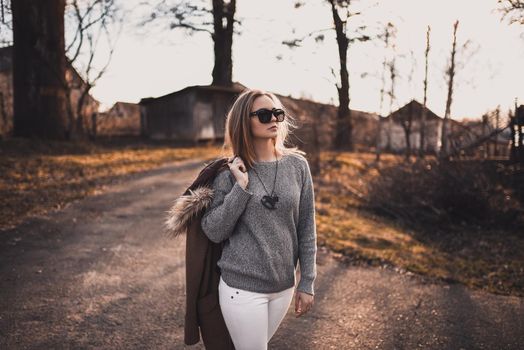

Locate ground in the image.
[1,157,523,349]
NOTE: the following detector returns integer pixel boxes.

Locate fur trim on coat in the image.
[163,186,214,238]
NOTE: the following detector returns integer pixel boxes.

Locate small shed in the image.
[139,83,247,141]
[379,99,445,153]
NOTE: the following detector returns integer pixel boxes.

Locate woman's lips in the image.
[269,126,277,130]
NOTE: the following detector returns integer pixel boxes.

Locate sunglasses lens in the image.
[259,110,273,123]
[274,109,285,122]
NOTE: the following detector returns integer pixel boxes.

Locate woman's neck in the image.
[253,139,280,162]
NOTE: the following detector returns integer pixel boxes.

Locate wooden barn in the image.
[378,99,473,154]
[378,99,513,157]
[378,100,444,153]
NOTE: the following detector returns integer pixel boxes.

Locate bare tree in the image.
[494,105,501,157]
[375,22,394,162]
[386,40,398,152]
[286,1,371,151]
[139,0,239,87]
[211,0,236,86]
[498,0,524,25]
[330,0,351,150]
[12,0,69,139]
[329,0,373,150]
[64,0,123,139]
[0,0,12,46]
[440,20,459,159]
[400,50,417,160]
[420,25,430,158]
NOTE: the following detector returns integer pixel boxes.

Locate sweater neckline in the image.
[252,153,289,166]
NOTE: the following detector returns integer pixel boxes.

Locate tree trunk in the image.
[441,20,459,159]
[12,0,68,139]
[375,24,392,162]
[420,25,430,158]
[494,106,500,157]
[212,0,235,87]
[330,0,352,151]
[375,116,383,161]
[404,104,413,160]
[386,56,397,153]
[72,84,92,139]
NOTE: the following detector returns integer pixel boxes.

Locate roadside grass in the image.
[315,151,524,297]
[0,137,223,230]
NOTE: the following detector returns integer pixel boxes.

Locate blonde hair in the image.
[220,88,306,170]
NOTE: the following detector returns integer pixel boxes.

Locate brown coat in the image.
[164,157,235,349]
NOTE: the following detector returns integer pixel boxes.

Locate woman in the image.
[200,88,317,349]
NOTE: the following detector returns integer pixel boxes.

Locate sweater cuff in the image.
[296,277,314,296]
[231,181,253,202]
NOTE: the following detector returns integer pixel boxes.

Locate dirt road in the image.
[1,157,522,349]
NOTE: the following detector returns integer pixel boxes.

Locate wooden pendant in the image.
[261,195,279,209]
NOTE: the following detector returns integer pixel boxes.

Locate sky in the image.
[82,0,524,121]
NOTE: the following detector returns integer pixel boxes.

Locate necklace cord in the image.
[251,149,279,197]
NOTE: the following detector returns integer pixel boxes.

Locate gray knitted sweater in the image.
[201,153,317,295]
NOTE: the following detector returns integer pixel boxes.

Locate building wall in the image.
[143,90,194,140]
[0,70,13,138]
[97,102,141,136]
[193,100,215,139]
[142,88,240,141]
[194,88,235,140]
[379,119,442,153]
[66,82,100,135]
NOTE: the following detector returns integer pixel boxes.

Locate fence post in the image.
[510,105,524,164]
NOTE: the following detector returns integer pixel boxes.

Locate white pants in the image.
[218,275,295,350]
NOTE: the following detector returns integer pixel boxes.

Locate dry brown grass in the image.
[0,137,223,230]
[315,151,524,297]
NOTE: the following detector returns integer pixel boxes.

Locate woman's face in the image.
[249,95,280,139]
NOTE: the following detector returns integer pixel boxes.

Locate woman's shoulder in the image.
[284,151,310,169]
[212,167,234,188]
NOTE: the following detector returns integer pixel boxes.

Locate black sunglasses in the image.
[249,108,286,124]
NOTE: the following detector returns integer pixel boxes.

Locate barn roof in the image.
[385,99,442,122]
[139,82,248,105]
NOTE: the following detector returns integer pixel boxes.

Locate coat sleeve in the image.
[296,159,318,296]
[201,169,253,243]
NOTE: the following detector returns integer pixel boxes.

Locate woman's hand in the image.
[294,290,314,318]
[228,155,249,189]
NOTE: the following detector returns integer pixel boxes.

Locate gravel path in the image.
[1,157,522,349]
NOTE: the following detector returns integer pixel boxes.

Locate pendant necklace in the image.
[251,152,279,210]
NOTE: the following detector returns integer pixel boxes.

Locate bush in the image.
[366,159,524,230]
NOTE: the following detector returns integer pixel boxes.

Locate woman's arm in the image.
[296,159,318,295]
[201,170,253,243]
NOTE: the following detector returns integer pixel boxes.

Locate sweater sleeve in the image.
[296,159,318,296]
[201,169,253,243]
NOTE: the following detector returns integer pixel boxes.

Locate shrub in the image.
[366,159,524,230]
